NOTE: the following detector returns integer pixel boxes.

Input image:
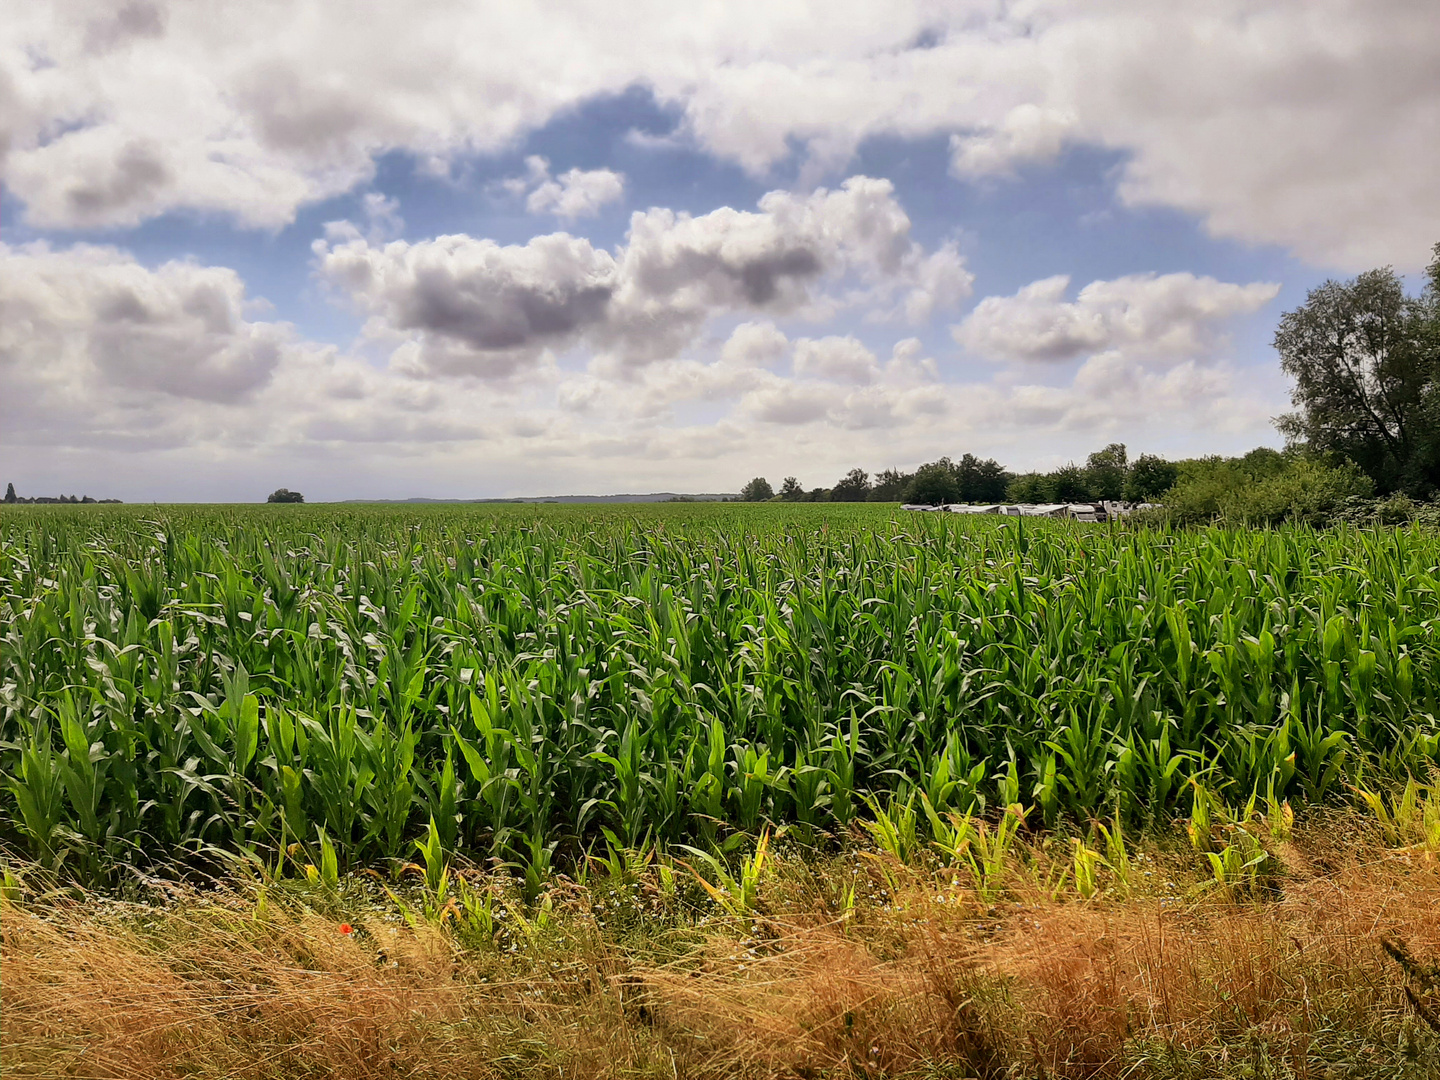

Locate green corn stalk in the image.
[962,805,1025,903]
[5,504,1440,887]
[862,792,920,864]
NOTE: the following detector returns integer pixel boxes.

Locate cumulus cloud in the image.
[0,240,1287,500]
[507,156,626,219]
[4,2,1433,268]
[557,323,947,435]
[317,231,617,379]
[953,272,1280,364]
[792,335,880,383]
[0,243,287,418]
[949,105,1077,180]
[316,176,968,378]
[0,241,464,455]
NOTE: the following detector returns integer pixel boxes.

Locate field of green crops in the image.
[2,502,1437,882]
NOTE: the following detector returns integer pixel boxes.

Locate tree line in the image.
[739,444,1176,505]
[3,483,121,505]
[741,241,1440,524]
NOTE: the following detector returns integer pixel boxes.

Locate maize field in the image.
[2,503,1437,881]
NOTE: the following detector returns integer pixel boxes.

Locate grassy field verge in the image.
[5,808,1438,1080]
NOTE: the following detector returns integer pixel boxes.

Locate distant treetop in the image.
[739,477,773,502]
[267,488,305,503]
[3,483,119,504]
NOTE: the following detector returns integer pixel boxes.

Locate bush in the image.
[1161,455,1372,526]
[1333,492,1440,527]
[267,488,305,504]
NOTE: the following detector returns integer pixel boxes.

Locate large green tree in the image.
[1125,454,1177,501]
[740,477,774,502]
[1274,244,1440,494]
[954,453,1011,503]
[1084,443,1128,500]
[904,462,960,505]
[869,468,912,502]
[830,468,871,502]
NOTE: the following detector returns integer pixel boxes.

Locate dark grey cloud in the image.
[84,3,166,54]
[317,177,968,380]
[64,141,171,224]
[316,232,620,378]
[738,250,823,304]
[398,265,614,352]
[318,178,942,379]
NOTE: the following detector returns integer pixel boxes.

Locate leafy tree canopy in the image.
[1085,443,1128,500]
[1125,454,1178,501]
[740,477,774,502]
[1275,245,1440,495]
[869,467,912,502]
[905,462,960,506]
[830,468,871,502]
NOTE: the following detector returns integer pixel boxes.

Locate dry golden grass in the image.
[4,815,1438,1079]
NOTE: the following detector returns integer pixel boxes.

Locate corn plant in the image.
[2,503,1439,884]
[1070,837,1104,900]
[678,828,771,918]
[1202,830,1271,900]
[961,805,1026,903]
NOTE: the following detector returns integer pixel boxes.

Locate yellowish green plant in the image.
[1071,837,1104,900]
[1202,827,1270,899]
[961,804,1025,903]
[1095,812,1132,897]
[678,828,771,918]
[863,792,921,864]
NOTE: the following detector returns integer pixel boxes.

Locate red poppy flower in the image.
[339,923,353,935]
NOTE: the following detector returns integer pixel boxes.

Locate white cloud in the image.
[322,191,404,245]
[0,243,287,435]
[521,159,626,219]
[316,176,968,378]
[498,156,627,219]
[792,336,880,383]
[3,2,1434,268]
[953,272,1280,364]
[949,105,1077,180]
[0,240,1284,501]
[0,240,472,456]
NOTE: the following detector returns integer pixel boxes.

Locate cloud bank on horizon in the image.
[1,0,1435,500]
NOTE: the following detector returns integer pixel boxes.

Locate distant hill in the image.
[344,493,738,504]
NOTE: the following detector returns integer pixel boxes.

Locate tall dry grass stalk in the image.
[3,816,1438,1078]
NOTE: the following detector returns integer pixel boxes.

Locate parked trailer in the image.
[902,502,1124,521]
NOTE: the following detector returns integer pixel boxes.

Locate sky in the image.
[1,1,1437,502]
